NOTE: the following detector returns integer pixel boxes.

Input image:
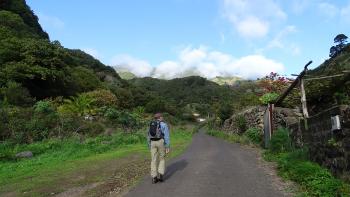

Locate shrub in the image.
[234,115,247,133]
[78,121,105,136]
[145,98,166,113]
[84,89,118,107]
[269,127,292,153]
[259,92,279,105]
[33,100,55,114]
[217,103,233,123]
[58,94,95,116]
[244,127,262,144]
[0,81,34,106]
[104,107,120,120]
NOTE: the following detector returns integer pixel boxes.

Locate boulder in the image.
[15,151,33,159]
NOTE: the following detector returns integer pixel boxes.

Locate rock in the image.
[15,151,33,159]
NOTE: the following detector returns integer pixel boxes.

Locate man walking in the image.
[148,113,170,184]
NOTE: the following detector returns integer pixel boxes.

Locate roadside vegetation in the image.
[0,127,193,196]
[206,127,350,197]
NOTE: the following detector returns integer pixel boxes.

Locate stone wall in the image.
[304,105,350,181]
[224,104,350,181]
[223,106,302,135]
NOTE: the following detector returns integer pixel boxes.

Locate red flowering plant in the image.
[257,72,295,105]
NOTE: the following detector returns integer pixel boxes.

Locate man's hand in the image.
[165,148,170,154]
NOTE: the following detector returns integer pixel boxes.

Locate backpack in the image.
[148,120,163,139]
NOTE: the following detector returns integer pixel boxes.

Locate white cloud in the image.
[111,55,153,77]
[37,13,64,29]
[222,0,287,38]
[290,0,312,14]
[258,25,300,56]
[236,16,269,38]
[341,2,350,23]
[112,46,285,80]
[82,48,101,59]
[318,2,339,19]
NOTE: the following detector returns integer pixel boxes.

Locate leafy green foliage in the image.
[58,94,96,116]
[0,81,34,106]
[306,44,350,114]
[269,127,292,153]
[217,103,233,122]
[259,92,279,104]
[206,129,250,144]
[244,127,262,144]
[234,115,247,133]
[264,148,350,197]
[330,34,348,58]
[209,129,350,197]
[0,0,49,39]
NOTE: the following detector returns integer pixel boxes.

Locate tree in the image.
[334,34,348,46]
[329,46,339,58]
[329,34,348,58]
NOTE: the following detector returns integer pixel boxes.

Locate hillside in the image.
[0,0,124,100]
[116,68,137,80]
[130,76,234,104]
[305,45,350,114]
[210,76,242,86]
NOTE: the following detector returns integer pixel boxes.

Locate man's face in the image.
[159,116,164,121]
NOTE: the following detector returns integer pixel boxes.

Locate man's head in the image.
[154,113,163,121]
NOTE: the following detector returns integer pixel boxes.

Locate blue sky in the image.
[27,0,350,79]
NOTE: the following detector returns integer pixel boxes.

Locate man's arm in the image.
[162,122,170,148]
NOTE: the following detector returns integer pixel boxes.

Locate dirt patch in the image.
[23,153,151,197]
[83,158,149,197]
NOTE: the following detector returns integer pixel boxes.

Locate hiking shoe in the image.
[152,177,158,184]
[158,174,164,182]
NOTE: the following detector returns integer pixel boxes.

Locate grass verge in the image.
[206,128,350,197]
[0,127,193,196]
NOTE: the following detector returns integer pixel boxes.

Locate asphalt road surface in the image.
[125,130,288,197]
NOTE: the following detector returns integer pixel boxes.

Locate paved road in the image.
[125,130,288,197]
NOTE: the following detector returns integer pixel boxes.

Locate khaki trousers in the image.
[150,139,165,178]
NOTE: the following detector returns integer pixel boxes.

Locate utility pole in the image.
[300,78,309,118]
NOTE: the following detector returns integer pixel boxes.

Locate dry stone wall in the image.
[223,106,302,135]
[304,105,350,181]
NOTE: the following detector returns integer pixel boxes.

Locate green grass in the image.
[0,128,193,195]
[264,150,350,197]
[206,129,252,145]
[207,128,350,197]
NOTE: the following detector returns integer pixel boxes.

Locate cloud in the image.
[37,13,64,29]
[318,2,339,19]
[341,2,350,23]
[112,46,285,80]
[82,48,101,59]
[111,55,153,77]
[236,16,269,38]
[222,0,287,38]
[257,25,300,55]
[290,0,312,14]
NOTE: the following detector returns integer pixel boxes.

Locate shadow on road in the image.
[165,159,188,180]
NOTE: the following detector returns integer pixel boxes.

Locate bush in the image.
[78,121,105,136]
[0,81,34,106]
[103,108,142,130]
[217,103,233,123]
[265,148,348,197]
[84,89,118,107]
[145,98,166,113]
[234,115,247,133]
[244,127,262,144]
[269,127,292,153]
[259,92,279,105]
[33,100,55,114]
